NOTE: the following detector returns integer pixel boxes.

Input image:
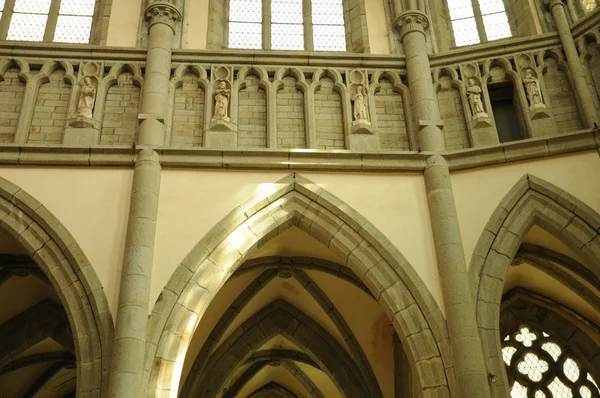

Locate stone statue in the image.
[466,78,486,117]
[352,84,369,122]
[77,77,96,119]
[523,69,543,107]
[213,81,230,121]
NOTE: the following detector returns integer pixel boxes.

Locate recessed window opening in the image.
[488,81,523,143]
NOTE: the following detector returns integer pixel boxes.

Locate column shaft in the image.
[107,148,161,397]
[396,11,491,398]
[549,0,599,128]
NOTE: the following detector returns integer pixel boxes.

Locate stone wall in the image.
[172,73,205,147]
[587,41,600,101]
[429,0,455,50]
[100,72,140,145]
[0,68,24,143]
[29,70,70,144]
[315,77,345,149]
[375,79,409,150]
[543,58,583,132]
[437,77,470,150]
[277,76,305,149]
[238,75,267,148]
[507,0,539,37]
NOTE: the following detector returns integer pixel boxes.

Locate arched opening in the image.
[0,176,113,396]
[145,174,452,397]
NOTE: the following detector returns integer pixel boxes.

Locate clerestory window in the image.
[228,0,347,51]
[447,0,512,47]
[502,325,600,398]
[0,0,94,43]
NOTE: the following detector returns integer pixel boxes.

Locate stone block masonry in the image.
[0,68,24,143]
[544,58,584,132]
[277,76,305,149]
[100,72,140,145]
[238,75,267,148]
[29,70,70,144]
[437,78,470,150]
[315,77,344,149]
[172,73,204,147]
[375,79,409,150]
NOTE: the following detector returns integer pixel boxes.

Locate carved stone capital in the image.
[393,11,430,40]
[145,1,182,32]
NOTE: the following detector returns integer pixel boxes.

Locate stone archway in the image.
[0,176,113,396]
[469,173,600,396]
[145,174,452,397]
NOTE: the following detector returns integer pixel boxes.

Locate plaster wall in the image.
[0,167,133,317]
[184,0,210,49]
[451,151,600,268]
[365,0,391,54]
[153,170,442,312]
[106,0,143,47]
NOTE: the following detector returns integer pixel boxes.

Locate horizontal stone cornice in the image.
[0,129,595,171]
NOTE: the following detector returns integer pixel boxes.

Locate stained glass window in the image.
[228,0,347,51]
[448,0,512,47]
[502,325,600,398]
[5,0,94,43]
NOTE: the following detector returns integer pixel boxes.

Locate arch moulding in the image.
[145,173,453,398]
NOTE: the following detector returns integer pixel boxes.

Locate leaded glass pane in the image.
[271,23,304,50]
[517,353,548,382]
[312,0,344,25]
[229,0,262,23]
[581,0,598,12]
[479,0,506,15]
[581,386,592,398]
[502,346,517,365]
[563,358,580,383]
[0,0,5,10]
[272,0,302,24]
[482,12,511,41]
[511,381,528,398]
[447,0,474,20]
[7,13,48,41]
[14,0,51,13]
[541,342,561,361]
[313,25,345,51]
[548,377,574,398]
[451,17,479,46]
[59,0,95,16]
[54,15,92,43]
[229,22,262,49]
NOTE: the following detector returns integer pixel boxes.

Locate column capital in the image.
[145,1,182,32]
[543,0,566,10]
[393,11,430,40]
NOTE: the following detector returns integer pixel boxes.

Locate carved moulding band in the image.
[393,11,430,40]
[145,1,182,32]
[543,0,566,10]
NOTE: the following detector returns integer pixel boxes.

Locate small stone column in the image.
[107,149,162,397]
[138,1,181,146]
[546,0,599,128]
[395,10,492,398]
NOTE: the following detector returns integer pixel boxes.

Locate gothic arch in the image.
[0,176,113,396]
[469,173,600,396]
[145,174,452,397]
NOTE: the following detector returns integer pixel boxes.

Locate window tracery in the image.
[228,0,347,51]
[1,0,94,43]
[502,326,600,398]
[447,0,511,46]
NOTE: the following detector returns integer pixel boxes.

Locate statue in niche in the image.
[77,77,97,119]
[213,81,230,121]
[522,68,543,107]
[466,78,486,117]
[352,84,369,122]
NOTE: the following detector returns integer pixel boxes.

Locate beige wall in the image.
[184,0,210,49]
[153,170,442,313]
[106,0,143,47]
[0,168,133,317]
[365,0,391,54]
[452,151,600,268]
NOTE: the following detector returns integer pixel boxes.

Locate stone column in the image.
[395,11,492,398]
[546,0,599,128]
[107,149,162,397]
[138,1,182,146]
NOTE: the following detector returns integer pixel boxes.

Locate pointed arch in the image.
[145,174,452,397]
[0,176,113,396]
[469,173,600,396]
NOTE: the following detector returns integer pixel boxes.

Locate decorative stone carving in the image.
[352,84,369,123]
[77,76,97,119]
[466,78,487,118]
[212,81,230,122]
[522,68,543,108]
[393,11,430,39]
[145,2,182,31]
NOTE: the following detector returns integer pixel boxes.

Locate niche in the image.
[488,81,525,143]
